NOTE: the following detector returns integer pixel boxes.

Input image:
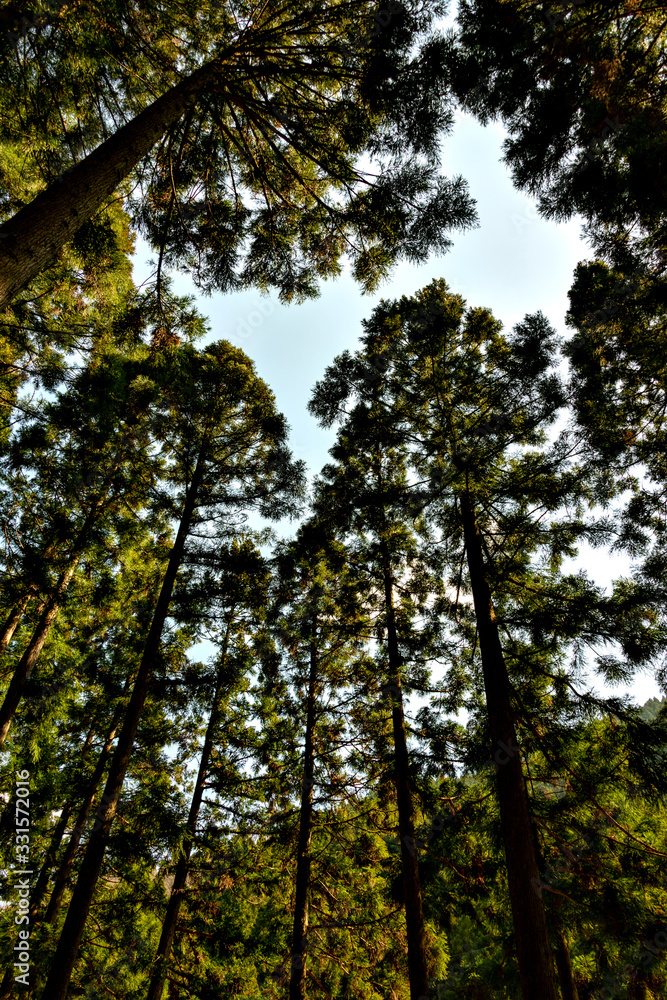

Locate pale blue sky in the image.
[133,100,662,707]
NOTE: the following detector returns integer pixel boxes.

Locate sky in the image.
[135,109,584,491]
[132,43,663,709]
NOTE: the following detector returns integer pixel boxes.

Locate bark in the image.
[0,726,97,998]
[41,704,124,927]
[0,553,81,746]
[288,627,318,1000]
[0,594,31,658]
[41,455,205,1000]
[0,539,59,659]
[0,48,237,309]
[553,922,579,1000]
[458,488,559,1000]
[380,538,430,1000]
[0,54,229,309]
[146,612,234,1000]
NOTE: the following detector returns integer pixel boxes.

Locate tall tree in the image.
[308,279,608,999]
[263,523,374,1000]
[0,0,476,310]
[145,538,271,1000]
[565,258,667,580]
[309,397,445,999]
[0,344,158,745]
[446,0,667,272]
[41,339,305,1000]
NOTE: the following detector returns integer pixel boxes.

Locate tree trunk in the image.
[0,594,32,658]
[380,539,430,1000]
[289,627,318,1000]
[458,488,559,1000]
[0,725,97,998]
[146,612,234,1000]
[553,922,579,1000]
[0,55,230,309]
[9,717,124,999]
[0,495,111,746]
[0,539,59,661]
[27,724,97,922]
[41,703,125,927]
[41,455,205,1000]
[0,554,81,746]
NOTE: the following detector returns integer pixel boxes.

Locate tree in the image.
[564,258,667,591]
[0,0,476,310]
[41,338,305,1000]
[0,493,190,994]
[145,538,271,1000]
[0,344,159,745]
[446,0,667,273]
[309,278,615,999]
[262,523,375,999]
[308,390,448,999]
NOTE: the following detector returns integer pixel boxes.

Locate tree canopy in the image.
[1,5,667,1000]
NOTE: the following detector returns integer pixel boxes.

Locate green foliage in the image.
[1,6,667,999]
[447,1,667,256]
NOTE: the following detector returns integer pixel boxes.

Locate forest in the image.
[0,1,666,998]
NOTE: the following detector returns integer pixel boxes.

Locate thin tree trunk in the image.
[0,539,59,658]
[458,488,559,1000]
[41,704,125,927]
[380,538,430,1000]
[41,456,205,1000]
[0,594,31,657]
[0,495,111,746]
[146,611,234,1000]
[0,54,233,309]
[553,922,579,1000]
[0,554,81,746]
[288,626,318,1000]
[27,724,97,922]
